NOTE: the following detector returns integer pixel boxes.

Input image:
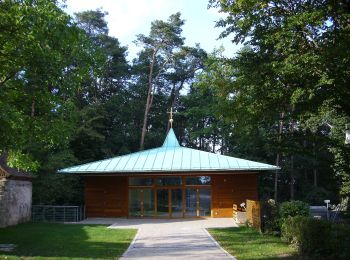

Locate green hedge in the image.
[281,216,350,259]
[279,201,310,219]
[261,200,310,234]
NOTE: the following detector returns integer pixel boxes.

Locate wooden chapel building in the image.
[59,128,278,218]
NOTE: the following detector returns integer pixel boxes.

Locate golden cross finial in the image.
[167,107,176,128]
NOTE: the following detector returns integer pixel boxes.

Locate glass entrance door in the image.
[185,188,197,217]
[129,189,141,217]
[156,189,183,217]
[185,188,211,217]
[156,189,169,217]
[129,189,154,217]
[171,189,183,217]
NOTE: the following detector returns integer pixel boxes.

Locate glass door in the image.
[171,189,183,217]
[129,189,142,217]
[185,188,211,217]
[143,189,155,217]
[157,189,169,217]
[129,189,154,217]
[199,189,211,216]
[185,188,197,217]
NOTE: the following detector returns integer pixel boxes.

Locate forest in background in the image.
[0,0,349,208]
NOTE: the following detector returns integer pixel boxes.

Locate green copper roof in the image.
[58,128,279,174]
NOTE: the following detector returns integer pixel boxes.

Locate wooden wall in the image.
[211,173,258,218]
[84,176,128,217]
[84,173,258,218]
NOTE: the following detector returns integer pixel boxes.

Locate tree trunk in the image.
[290,155,295,200]
[313,142,317,186]
[212,134,216,153]
[31,99,35,117]
[274,153,280,202]
[274,112,284,202]
[140,50,157,150]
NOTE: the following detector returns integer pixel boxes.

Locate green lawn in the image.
[208,226,299,260]
[0,223,136,260]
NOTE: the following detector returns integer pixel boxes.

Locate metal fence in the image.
[32,205,85,223]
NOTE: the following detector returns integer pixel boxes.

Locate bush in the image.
[281,216,350,259]
[279,201,309,230]
[281,215,306,245]
[261,199,280,234]
[298,218,333,256]
[331,224,350,259]
[279,200,309,220]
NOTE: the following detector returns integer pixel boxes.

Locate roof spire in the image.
[167,107,177,128]
[162,128,180,147]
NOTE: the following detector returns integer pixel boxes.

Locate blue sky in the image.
[64,0,241,61]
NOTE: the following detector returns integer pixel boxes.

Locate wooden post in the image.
[246,200,261,230]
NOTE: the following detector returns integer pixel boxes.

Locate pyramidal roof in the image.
[58,128,279,174]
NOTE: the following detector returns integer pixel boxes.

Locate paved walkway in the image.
[80,218,237,259]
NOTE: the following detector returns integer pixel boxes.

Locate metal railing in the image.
[32,205,85,223]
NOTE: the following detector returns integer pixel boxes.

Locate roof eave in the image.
[58,167,279,175]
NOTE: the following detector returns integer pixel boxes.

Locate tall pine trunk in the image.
[274,112,284,202]
[140,51,157,150]
[290,155,295,200]
[313,142,317,186]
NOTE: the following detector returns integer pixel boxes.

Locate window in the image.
[186,176,211,185]
[156,177,182,186]
[129,177,153,186]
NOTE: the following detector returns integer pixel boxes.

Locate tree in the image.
[209,0,350,201]
[134,13,185,150]
[0,0,99,169]
[74,9,129,105]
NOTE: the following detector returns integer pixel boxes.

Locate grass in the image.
[208,226,299,260]
[0,222,136,260]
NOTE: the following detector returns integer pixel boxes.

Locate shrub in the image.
[281,216,350,259]
[279,200,309,220]
[261,199,280,234]
[298,218,332,256]
[331,224,350,259]
[281,215,306,245]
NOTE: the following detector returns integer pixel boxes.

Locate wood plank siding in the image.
[84,173,258,218]
[211,174,258,217]
[84,176,128,217]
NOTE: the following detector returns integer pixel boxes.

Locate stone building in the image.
[0,153,34,227]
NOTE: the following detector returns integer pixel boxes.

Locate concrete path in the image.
[80,218,237,259]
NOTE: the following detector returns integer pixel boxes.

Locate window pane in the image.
[199,189,211,216]
[143,189,155,217]
[171,189,183,217]
[156,177,182,186]
[129,189,141,217]
[129,177,153,186]
[186,176,211,185]
[185,188,197,217]
[157,189,169,217]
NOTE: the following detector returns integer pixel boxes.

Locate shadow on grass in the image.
[0,222,135,259]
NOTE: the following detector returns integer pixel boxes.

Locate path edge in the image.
[120,228,140,258]
[203,228,236,260]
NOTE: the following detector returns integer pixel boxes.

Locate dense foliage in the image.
[261,199,309,234]
[279,201,310,220]
[281,216,350,258]
[0,0,349,208]
[205,0,350,203]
